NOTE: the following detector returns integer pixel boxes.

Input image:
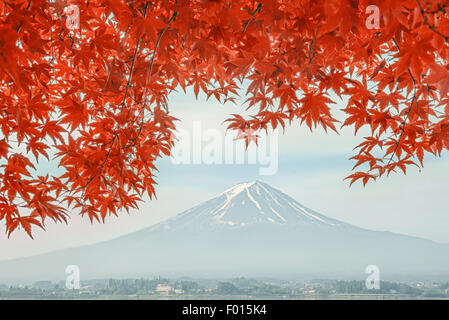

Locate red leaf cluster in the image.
[1,0,449,236]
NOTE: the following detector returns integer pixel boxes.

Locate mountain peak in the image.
[156,180,347,232]
[220,180,264,197]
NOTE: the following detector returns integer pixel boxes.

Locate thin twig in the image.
[243,3,262,32]
[416,0,449,42]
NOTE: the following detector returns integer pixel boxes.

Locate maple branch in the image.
[16,0,32,32]
[386,69,418,167]
[122,3,150,108]
[82,3,153,197]
[416,0,449,42]
[148,11,178,80]
[80,134,118,194]
[125,11,178,148]
[243,3,262,32]
[387,97,417,165]
[122,39,141,103]
[308,37,316,64]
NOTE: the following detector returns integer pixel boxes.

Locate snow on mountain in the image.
[148,180,349,232]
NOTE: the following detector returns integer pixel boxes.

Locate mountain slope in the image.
[1,181,448,283]
[141,181,347,233]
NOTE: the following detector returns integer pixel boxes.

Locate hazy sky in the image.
[1,88,448,260]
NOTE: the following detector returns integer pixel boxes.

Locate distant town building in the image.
[302,288,316,294]
[156,284,172,293]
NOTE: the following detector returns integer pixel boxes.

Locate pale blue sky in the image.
[1,87,449,260]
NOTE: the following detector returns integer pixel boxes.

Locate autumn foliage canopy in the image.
[1,0,449,237]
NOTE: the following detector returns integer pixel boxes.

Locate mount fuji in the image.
[146,180,348,231]
[1,181,449,283]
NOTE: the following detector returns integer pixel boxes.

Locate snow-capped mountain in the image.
[1,181,449,283]
[151,180,346,231]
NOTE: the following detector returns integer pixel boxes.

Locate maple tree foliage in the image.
[1,0,449,237]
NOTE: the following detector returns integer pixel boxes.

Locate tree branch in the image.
[416,0,449,42]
